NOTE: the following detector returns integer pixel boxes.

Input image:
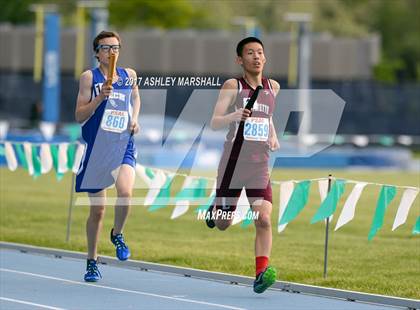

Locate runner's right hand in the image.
[99,84,113,100]
[230,108,251,122]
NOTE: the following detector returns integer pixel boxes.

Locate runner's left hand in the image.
[130,120,140,134]
[269,137,280,151]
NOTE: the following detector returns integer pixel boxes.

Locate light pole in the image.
[285,13,312,152]
[75,0,109,78]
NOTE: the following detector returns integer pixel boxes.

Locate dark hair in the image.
[93,30,121,52]
[236,37,264,56]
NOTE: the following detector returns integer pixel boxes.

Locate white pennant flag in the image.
[4,142,17,171]
[392,188,419,231]
[40,143,53,174]
[232,188,249,225]
[0,121,9,139]
[144,170,167,206]
[335,182,368,231]
[278,181,294,233]
[209,180,216,197]
[39,121,56,141]
[171,176,194,219]
[23,142,34,175]
[58,143,69,174]
[319,179,329,201]
[72,143,85,173]
[135,164,153,187]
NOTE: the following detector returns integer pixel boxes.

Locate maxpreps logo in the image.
[196,209,260,221]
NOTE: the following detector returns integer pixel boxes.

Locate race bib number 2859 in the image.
[243,117,269,141]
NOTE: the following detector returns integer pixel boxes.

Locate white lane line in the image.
[1,268,246,310]
[0,297,66,310]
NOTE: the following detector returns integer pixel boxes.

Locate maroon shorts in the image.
[214,158,272,211]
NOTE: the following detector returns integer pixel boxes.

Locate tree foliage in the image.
[0,0,35,25]
[109,0,200,29]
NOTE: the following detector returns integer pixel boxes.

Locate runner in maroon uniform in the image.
[206,37,280,294]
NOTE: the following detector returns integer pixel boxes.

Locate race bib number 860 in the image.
[243,117,269,141]
[101,109,128,133]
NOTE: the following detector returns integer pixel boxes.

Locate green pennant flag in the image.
[50,144,64,181]
[279,180,311,225]
[148,176,174,212]
[175,178,208,202]
[14,143,28,170]
[63,123,81,141]
[67,143,77,170]
[311,179,346,224]
[241,209,254,228]
[145,167,155,180]
[413,216,420,235]
[31,145,42,178]
[368,185,397,241]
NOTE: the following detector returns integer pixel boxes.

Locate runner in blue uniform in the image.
[75,31,141,282]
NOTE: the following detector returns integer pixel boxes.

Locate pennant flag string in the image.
[2,143,419,238]
[344,178,419,191]
[1,140,419,192]
[144,166,215,182]
[3,142,418,191]
[271,178,328,185]
[0,140,81,146]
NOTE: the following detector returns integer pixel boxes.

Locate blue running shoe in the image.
[253,266,277,294]
[84,259,101,282]
[110,228,131,261]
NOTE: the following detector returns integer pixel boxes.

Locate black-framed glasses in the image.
[97,44,121,52]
